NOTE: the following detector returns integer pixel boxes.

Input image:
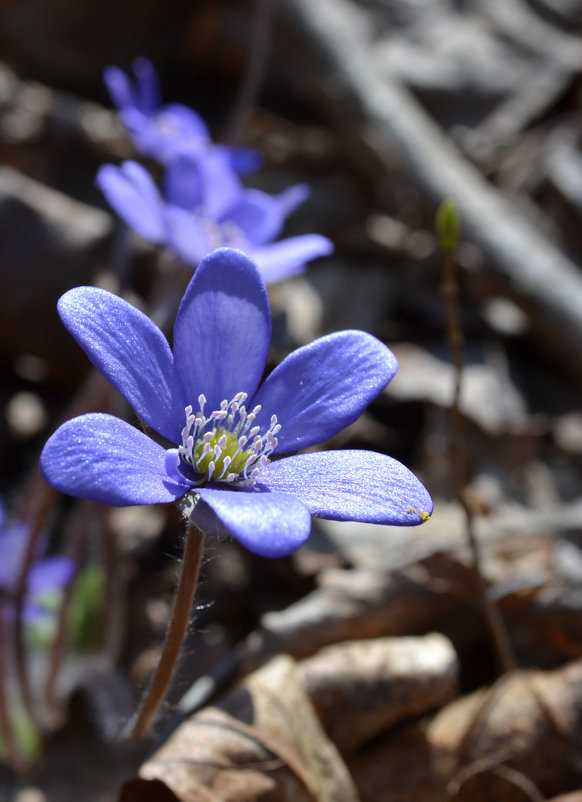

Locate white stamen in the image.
[178,394,281,488]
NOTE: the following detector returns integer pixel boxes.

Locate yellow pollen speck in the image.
[407,506,431,522]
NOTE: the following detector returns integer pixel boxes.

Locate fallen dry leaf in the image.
[299,632,459,754]
[121,655,359,802]
[428,659,582,801]
[348,720,447,802]
[244,553,478,669]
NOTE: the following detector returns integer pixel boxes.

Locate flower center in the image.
[178,392,280,487]
[154,110,182,138]
[192,207,248,251]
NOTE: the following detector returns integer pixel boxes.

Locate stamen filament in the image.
[178,393,280,487]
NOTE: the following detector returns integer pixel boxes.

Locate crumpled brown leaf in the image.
[299,633,459,754]
[121,655,360,802]
[348,720,446,802]
[347,657,582,802]
[244,553,477,669]
[428,658,582,801]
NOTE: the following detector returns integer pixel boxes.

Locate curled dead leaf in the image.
[428,659,582,801]
[121,656,360,802]
[299,633,459,754]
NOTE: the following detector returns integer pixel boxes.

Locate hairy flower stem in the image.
[441,241,516,675]
[127,523,204,739]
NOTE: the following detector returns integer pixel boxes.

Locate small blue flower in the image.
[104,57,260,172]
[0,499,75,622]
[41,248,432,558]
[97,155,333,283]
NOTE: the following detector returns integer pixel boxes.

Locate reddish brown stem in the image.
[43,501,91,717]
[127,523,204,739]
[12,492,55,729]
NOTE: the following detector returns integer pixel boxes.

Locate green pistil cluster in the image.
[190,427,253,478]
[179,392,280,486]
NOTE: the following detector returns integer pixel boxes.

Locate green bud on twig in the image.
[436,199,460,253]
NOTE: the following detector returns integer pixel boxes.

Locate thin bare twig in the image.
[43,501,92,718]
[12,492,55,729]
[223,0,275,143]
[439,206,516,675]
[13,369,114,728]
[0,615,20,767]
[281,0,582,385]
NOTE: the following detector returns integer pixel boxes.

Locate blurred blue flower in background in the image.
[104,57,261,172]
[0,499,74,623]
[97,155,333,282]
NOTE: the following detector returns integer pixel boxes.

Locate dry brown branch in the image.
[280,0,582,384]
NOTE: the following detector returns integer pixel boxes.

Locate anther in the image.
[179,394,281,487]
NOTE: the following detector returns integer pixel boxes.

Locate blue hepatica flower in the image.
[41,248,432,559]
[0,498,74,623]
[104,57,260,172]
[97,153,333,283]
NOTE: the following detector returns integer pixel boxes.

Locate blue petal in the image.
[173,248,271,414]
[41,414,190,505]
[225,185,311,248]
[132,57,161,115]
[119,108,153,154]
[0,524,47,570]
[165,150,241,220]
[97,162,165,242]
[58,287,185,442]
[165,206,213,266]
[226,189,287,247]
[276,183,311,217]
[27,557,75,595]
[195,487,311,557]
[160,104,210,144]
[164,152,205,210]
[0,522,30,587]
[22,604,53,623]
[199,151,243,220]
[215,144,263,175]
[1,603,49,624]
[251,234,334,283]
[146,107,209,164]
[253,331,398,454]
[103,66,135,112]
[258,450,433,524]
